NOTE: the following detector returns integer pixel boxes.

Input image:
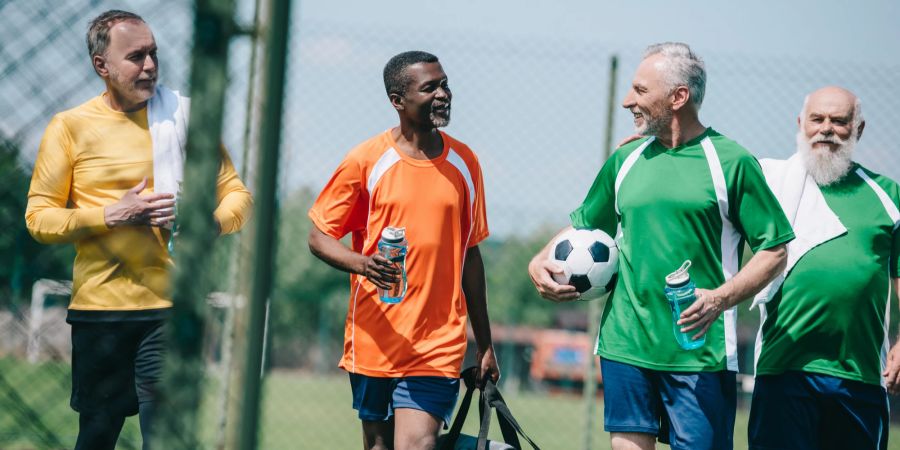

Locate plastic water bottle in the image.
[664,260,705,350]
[377,227,408,304]
[167,184,182,256]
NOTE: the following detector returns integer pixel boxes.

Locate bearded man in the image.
[750,86,900,450]
[529,42,793,450]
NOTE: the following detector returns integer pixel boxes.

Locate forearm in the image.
[712,244,786,309]
[25,203,108,244]
[307,225,365,275]
[463,246,492,351]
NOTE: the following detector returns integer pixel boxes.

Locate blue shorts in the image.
[349,373,460,426]
[600,358,736,450]
[749,371,888,450]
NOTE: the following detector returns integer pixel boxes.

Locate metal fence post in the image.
[156,0,235,448]
[582,54,618,450]
[233,0,292,448]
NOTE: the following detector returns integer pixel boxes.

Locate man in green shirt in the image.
[749,87,900,450]
[528,42,793,450]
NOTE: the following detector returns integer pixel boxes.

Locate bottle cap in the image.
[381,227,405,243]
[665,260,692,287]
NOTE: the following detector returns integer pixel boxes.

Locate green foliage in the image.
[269,187,349,368]
[0,137,74,309]
[480,228,586,329]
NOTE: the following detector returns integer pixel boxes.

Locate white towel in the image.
[148,85,190,228]
[752,153,846,308]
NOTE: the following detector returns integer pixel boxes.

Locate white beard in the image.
[797,130,855,186]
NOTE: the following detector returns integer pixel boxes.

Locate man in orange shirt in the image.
[25,10,252,450]
[308,50,499,450]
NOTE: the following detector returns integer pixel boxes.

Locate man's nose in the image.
[435,86,450,100]
[622,91,635,108]
[144,54,157,72]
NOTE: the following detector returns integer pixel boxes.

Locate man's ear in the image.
[389,92,404,111]
[92,55,108,77]
[857,120,865,141]
[670,85,691,112]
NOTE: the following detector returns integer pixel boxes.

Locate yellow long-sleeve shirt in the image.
[25,94,253,313]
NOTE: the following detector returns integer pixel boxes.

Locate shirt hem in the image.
[754,365,881,386]
[752,231,795,253]
[66,308,172,322]
[339,363,462,379]
[597,349,726,372]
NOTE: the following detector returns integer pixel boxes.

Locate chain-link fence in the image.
[3,1,900,449]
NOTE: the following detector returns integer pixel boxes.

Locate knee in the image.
[395,434,437,450]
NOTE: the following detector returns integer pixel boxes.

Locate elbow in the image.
[770,244,788,273]
[24,211,55,244]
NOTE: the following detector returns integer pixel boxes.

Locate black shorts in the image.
[70,320,166,417]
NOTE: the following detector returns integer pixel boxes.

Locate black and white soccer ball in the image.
[548,228,619,301]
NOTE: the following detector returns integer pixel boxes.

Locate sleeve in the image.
[891,226,900,278]
[213,145,253,234]
[468,159,489,247]
[568,154,619,238]
[307,154,368,239]
[25,116,109,244]
[729,155,795,252]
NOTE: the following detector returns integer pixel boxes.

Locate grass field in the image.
[4,357,900,449]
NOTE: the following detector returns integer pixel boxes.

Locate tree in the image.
[0,136,74,311]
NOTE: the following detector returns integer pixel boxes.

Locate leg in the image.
[393,408,442,450]
[611,432,657,450]
[599,358,661,450]
[350,373,396,449]
[74,411,126,450]
[70,322,140,449]
[815,375,889,450]
[390,376,459,450]
[362,417,395,450]
[656,370,736,450]
[747,372,819,450]
[134,321,166,450]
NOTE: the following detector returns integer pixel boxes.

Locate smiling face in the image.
[622,54,673,136]
[797,87,864,185]
[93,20,158,111]
[391,62,452,129]
[801,87,858,153]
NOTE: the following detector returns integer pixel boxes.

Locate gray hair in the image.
[643,42,706,109]
[86,10,145,59]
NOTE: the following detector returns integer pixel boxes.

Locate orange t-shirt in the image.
[308,130,489,377]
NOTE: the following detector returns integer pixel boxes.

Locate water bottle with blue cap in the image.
[664,260,705,350]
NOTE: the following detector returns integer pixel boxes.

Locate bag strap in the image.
[481,379,541,450]
[439,367,479,450]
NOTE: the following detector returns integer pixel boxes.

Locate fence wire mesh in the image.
[3,1,900,449]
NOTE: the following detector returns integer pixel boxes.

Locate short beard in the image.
[797,130,855,186]
[636,106,673,137]
[429,112,450,128]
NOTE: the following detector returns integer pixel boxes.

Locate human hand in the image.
[104,177,176,228]
[883,341,900,395]
[677,288,726,340]
[528,257,580,302]
[616,134,643,148]
[360,254,399,290]
[476,345,500,387]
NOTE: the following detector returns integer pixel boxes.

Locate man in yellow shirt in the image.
[25,10,252,450]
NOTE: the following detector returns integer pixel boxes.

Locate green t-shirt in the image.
[570,128,794,371]
[756,164,900,385]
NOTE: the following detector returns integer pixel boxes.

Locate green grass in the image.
[4,357,900,449]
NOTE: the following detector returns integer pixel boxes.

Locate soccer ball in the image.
[548,228,619,301]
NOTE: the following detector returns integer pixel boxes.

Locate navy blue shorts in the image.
[749,372,888,450]
[349,373,460,426]
[600,358,736,450]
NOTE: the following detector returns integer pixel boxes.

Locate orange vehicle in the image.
[528,329,602,387]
